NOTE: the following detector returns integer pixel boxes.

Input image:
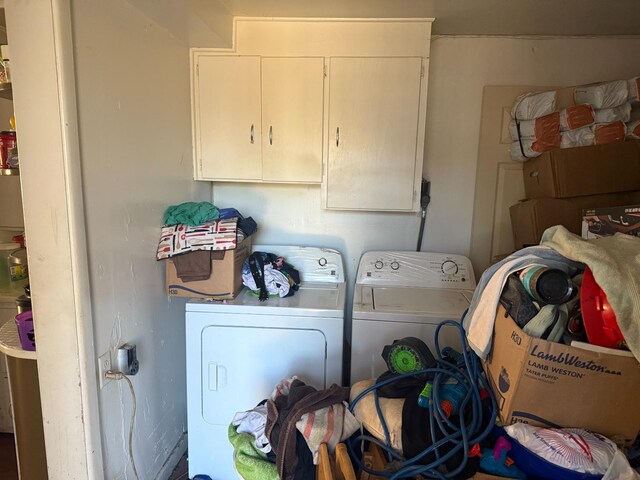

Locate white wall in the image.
[71,1,210,478]
[213,36,640,336]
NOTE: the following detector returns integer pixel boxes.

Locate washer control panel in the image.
[357,251,476,289]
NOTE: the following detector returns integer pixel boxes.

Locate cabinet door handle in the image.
[250,124,254,144]
[269,126,273,145]
[336,127,340,147]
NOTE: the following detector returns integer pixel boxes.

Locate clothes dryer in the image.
[350,251,476,383]
[186,246,345,480]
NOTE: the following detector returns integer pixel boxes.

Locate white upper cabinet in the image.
[261,57,324,183]
[325,57,424,211]
[196,55,262,181]
[191,18,432,210]
[193,54,324,183]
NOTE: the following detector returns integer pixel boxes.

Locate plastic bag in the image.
[561,126,595,148]
[508,111,560,141]
[626,120,640,140]
[505,424,617,475]
[511,91,556,121]
[595,103,632,124]
[627,77,640,104]
[510,134,561,162]
[575,80,629,109]
[602,449,640,480]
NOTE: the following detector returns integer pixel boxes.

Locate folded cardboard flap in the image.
[523,140,640,199]
[483,305,640,443]
[165,236,252,299]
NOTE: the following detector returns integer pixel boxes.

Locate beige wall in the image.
[214,36,640,333]
[71,1,210,478]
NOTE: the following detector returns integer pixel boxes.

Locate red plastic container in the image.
[14,310,35,351]
[0,131,16,169]
[580,267,625,349]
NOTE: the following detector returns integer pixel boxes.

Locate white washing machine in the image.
[186,246,346,480]
[350,251,476,383]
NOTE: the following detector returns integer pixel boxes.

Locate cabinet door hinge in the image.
[323,65,327,77]
[420,65,424,78]
[196,64,199,76]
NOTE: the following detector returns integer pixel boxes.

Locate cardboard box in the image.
[510,191,640,249]
[483,305,640,443]
[165,237,251,299]
[582,204,640,239]
[523,140,640,199]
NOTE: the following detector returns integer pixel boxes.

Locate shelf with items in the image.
[0,83,11,101]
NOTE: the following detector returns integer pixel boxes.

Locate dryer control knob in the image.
[318,257,327,267]
[375,261,384,270]
[390,261,400,270]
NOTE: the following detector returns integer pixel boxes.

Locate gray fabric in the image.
[523,304,558,338]
[541,226,640,361]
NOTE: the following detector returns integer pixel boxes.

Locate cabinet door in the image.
[196,55,262,181]
[262,57,324,183]
[326,57,423,211]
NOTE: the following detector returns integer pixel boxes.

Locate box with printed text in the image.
[582,204,640,239]
[483,305,640,443]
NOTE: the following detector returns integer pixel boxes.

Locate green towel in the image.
[228,424,279,480]
[541,226,640,360]
[163,201,220,226]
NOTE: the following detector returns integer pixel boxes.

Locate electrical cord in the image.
[105,371,140,480]
[348,319,497,479]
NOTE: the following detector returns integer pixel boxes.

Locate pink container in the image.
[15,310,35,351]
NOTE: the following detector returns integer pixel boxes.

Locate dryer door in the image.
[201,325,327,425]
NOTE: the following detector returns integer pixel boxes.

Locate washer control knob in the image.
[390,261,400,270]
[441,260,459,275]
[318,257,327,267]
[374,261,384,270]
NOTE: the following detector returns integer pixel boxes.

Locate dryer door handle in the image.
[207,362,228,391]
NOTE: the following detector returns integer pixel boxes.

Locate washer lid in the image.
[186,282,345,317]
[358,286,471,318]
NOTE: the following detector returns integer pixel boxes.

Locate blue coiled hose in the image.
[348,319,498,480]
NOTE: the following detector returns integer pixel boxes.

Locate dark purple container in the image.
[15,310,35,351]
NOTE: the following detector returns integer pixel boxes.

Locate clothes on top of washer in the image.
[156,217,239,259]
[163,201,220,227]
[242,252,301,301]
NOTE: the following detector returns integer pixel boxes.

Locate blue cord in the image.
[348,319,498,479]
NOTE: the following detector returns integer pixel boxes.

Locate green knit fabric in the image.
[228,424,279,480]
[163,202,219,226]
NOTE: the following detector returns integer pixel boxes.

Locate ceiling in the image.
[212,0,640,36]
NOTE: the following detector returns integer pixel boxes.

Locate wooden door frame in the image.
[5,0,103,478]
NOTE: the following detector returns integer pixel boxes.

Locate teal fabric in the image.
[163,202,219,226]
[541,225,640,360]
[228,424,279,480]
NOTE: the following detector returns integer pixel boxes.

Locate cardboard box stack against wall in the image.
[509,78,640,249]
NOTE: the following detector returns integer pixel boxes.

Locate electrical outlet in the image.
[98,351,112,389]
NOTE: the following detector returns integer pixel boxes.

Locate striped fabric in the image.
[295,401,360,464]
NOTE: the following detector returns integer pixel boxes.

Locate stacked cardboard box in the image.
[509,140,640,248]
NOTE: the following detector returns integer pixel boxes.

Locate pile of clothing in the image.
[155,202,257,282]
[229,377,359,480]
[510,77,640,162]
[241,252,301,301]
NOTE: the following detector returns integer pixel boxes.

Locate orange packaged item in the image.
[628,77,640,104]
[593,121,627,145]
[559,104,595,131]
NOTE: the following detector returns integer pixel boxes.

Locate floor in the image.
[0,433,18,479]
[168,451,189,480]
